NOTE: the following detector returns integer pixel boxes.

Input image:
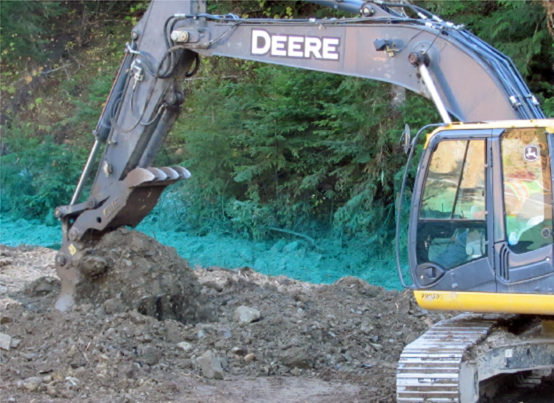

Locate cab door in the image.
[493,127,554,291]
[409,129,496,292]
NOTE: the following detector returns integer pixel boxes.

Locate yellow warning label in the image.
[68,244,77,256]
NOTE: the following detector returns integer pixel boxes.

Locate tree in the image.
[0,2,64,68]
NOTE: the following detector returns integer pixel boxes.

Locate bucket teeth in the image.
[147,166,192,183]
[146,167,168,181]
[173,166,192,179]
[125,166,191,188]
[125,168,156,187]
[159,167,179,181]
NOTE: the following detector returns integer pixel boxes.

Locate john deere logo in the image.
[251,29,340,61]
[524,145,539,161]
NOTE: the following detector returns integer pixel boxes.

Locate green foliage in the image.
[1,0,551,254]
[225,199,274,239]
[174,0,553,244]
[207,0,348,18]
[0,1,65,67]
[0,129,85,223]
[124,1,149,25]
[176,64,439,241]
[172,77,247,233]
[543,95,554,118]
[66,73,114,133]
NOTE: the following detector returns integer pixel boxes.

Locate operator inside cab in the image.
[502,128,553,254]
[416,127,553,271]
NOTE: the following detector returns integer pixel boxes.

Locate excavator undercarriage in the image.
[397,314,554,402]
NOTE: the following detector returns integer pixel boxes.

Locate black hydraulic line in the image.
[94,48,135,142]
[185,53,200,77]
[110,77,161,134]
[377,1,433,19]
[158,18,183,78]
[308,0,366,15]
[163,15,176,49]
[308,0,435,19]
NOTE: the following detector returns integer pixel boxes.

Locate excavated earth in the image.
[1,229,553,403]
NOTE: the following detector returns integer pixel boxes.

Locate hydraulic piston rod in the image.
[418,63,452,124]
[70,139,102,205]
[407,51,452,124]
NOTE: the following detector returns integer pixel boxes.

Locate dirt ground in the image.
[1,230,553,402]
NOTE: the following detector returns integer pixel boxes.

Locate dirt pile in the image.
[72,228,215,323]
[0,232,443,402]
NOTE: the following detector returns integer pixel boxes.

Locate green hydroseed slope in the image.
[0,215,403,290]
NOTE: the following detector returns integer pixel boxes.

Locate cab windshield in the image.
[417,139,487,269]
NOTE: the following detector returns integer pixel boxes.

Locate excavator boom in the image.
[172,8,543,122]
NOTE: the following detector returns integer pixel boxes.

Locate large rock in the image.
[141,345,161,366]
[21,376,42,392]
[77,255,108,278]
[280,346,313,369]
[0,333,12,350]
[177,341,193,352]
[233,306,260,324]
[24,276,60,297]
[197,350,224,379]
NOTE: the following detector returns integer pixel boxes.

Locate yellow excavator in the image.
[396,119,554,401]
[51,1,554,401]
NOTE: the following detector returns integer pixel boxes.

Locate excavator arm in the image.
[54,0,205,311]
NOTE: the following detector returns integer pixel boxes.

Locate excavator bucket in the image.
[54,165,190,311]
[106,166,191,229]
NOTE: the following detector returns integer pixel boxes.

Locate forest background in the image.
[1,0,553,287]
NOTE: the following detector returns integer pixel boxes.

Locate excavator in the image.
[51,0,554,401]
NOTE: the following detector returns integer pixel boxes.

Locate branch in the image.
[268,227,316,247]
[15,64,73,84]
[184,75,238,81]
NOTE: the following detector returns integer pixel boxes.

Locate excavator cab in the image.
[409,120,554,314]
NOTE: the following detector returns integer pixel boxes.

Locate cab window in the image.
[502,128,553,254]
[417,139,487,269]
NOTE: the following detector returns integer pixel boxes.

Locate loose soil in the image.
[1,230,552,402]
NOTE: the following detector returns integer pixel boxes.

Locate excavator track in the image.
[397,314,496,402]
[397,314,554,403]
